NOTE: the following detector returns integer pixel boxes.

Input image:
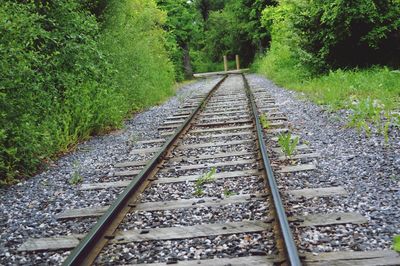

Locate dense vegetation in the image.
[256,0,400,137]
[1,0,399,184]
[0,0,175,184]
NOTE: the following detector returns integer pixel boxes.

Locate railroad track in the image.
[18,74,399,265]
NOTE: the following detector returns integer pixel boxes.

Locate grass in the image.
[193,167,216,196]
[255,51,400,139]
[277,132,299,159]
[260,114,270,129]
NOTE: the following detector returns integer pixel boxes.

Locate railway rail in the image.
[17,74,399,265]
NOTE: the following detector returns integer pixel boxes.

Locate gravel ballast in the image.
[0,77,219,265]
[247,74,400,253]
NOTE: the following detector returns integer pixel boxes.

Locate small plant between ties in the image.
[278,132,299,159]
[223,188,236,197]
[193,167,216,196]
[260,114,270,129]
[69,160,83,185]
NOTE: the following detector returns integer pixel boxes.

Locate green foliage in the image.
[257,0,400,140]
[259,114,270,129]
[195,167,216,187]
[261,0,400,73]
[200,0,273,67]
[156,0,201,79]
[69,161,83,185]
[101,0,175,110]
[277,132,299,158]
[1,0,176,184]
[223,188,236,197]
[394,235,400,252]
[193,167,216,196]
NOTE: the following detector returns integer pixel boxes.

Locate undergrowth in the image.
[255,55,400,140]
[0,0,175,185]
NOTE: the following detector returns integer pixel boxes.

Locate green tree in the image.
[262,0,400,73]
[157,0,201,79]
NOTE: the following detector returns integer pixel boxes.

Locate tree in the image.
[157,0,201,78]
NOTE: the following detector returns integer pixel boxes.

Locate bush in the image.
[263,0,400,73]
[0,0,175,184]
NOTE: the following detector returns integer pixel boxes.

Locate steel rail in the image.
[63,75,227,266]
[242,74,302,266]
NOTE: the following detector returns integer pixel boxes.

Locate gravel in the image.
[95,231,276,265]
[247,74,400,253]
[0,77,220,265]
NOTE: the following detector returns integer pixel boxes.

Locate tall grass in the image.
[255,50,400,112]
[255,47,400,139]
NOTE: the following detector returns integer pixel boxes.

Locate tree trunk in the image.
[182,42,193,79]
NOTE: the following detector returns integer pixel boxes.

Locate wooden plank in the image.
[166,115,188,120]
[193,69,249,77]
[192,130,253,140]
[19,221,269,251]
[276,150,318,162]
[291,212,368,227]
[195,119,252,127]
[134,256,274,266]
[266,116,287,121]
[305,250,400,266]
[56,194,266,219]
[155,169,260,184]
[114,169,142,177]
[136,138,165,145]
[266,128,288,134]
[289,186,347,199]
[130,146,160,155]
[177,139,254,150]
[56,206,109,219]
[112,221,270,243]
[169,150,255,162]
[163,119,185,125]
[80,180,130,190]
[270,135,299,142]
[160,130,175,137]
[18,235,83,252]
[207,101,248,106]
[204,107,248,113]
[114,160,148,168]
[198,115,250,122]
[271,144,308,153]
[277,163,316,173]
[190,125,253,134]
[172,112,191,117]
[200,110,249,117]
[268,122,285,128]
[162,159,256,172]
[79,169,260,190]
[208,98,247,103]
[158,124,181,130]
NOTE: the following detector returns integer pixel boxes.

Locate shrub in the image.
[0,0,176,184]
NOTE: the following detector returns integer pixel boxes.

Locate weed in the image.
[193,187,205,197]
[69,161,83,185]
[223,188,236,197]
[278,132,299,158]
[129,133,140,146]
[393,235,400,252]
[260,114,270,129]
[193,167,216,196]
[195,167,216,187]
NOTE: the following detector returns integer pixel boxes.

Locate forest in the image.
[1,0,399,184]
